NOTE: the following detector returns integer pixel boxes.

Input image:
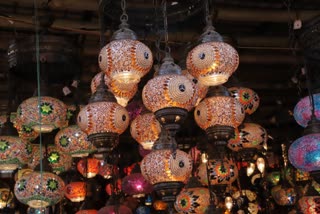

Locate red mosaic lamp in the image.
[77,158,100,179]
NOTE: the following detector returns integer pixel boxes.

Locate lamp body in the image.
[14,123,39,142]
[130,113,161,150]
[99,39,153,84]
[182,70,208,106]
[122,173,153,198]
[76,210,98,214]
[0,136,31,172]
[77,101,129,136]
[55,125,96,158]
[186,41,239,86]
[28,145,72,174]
[271,185,297,206]
[229,87,260,115]
[16,96,67,133]
[77,158,100,178]
[197,159,238,186]
[65,181,86,202]
[142,74,198,112]
[298,196,320,214]
[228,123,267,152]
[294,93,320,127]
[153,200,167,211]
[194,96,245,130]
[14,171,65,208]
[141,149,193,185]
[0,188,14,208]
[91,72,137,107]
[288,133,320,172]
[174,187,210,214]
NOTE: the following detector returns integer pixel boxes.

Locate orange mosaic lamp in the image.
[142,54,198,134]
[55,125,96,158]
[186,25,239,86]
[78,73,129,153]
[77,158,100,178]
[65,181,86,202]
[98,12,153,85]
[91,72,137,107]
[130,112,161,150]
[16,96,67,133]
[229,87,260,115]
[194,85,245,142]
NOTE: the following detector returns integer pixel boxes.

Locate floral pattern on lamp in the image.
[298,196,320,214]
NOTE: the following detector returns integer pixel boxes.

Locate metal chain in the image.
[120,0,128,22]
[162,0,170,53]
[204,0,212,26]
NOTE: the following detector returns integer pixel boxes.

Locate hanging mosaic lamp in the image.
[98,0,153,85]
[78,73,129,153]
[0,135,31,173]
[76,210,98,214]
[65,181,86,202]
[91,72,137,107]
[14,170,65,208]
[194,85,245,142]
[298,196,320,214]
[77,158,100,178]
[197,159,238,186]
[228,87,260,115]
[142,53,198,133]
[182,70,208,106]
[227,123,267,159]
[13,123,39,142]
[122,173,153,198]
[98,160,116,179]
[16,96,67,133]
[186,3,239,87]
[141,130,193,202]
[289,133,320,172]
[293,93,320,127]
[271,185,297,206]
[130,111,161,150]
[55,125,96,158]
[0,182,14,209]
[28,144,72,174]
[174,177,210,214]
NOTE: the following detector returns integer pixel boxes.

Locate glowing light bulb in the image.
[256,157,265,174]
[201,153,208,163]
[246,162,255,177]
[225,196,233,210]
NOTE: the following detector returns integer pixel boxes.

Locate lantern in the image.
[130,112,161,150]
[186,29,239,86]
[97,204,132,214]
[0,136,31,172]
[0,184,14,209]
[293,93,320,127]
[76,211,98,214]
[197,159,238,186]
[16,96,67,133]
[271,185,297,206]
[14,171,65,208]
[298,196,320,214]
[288,133,320,172]
[65,181,86,202]
[229,87,260,115]
[55,125,96,158]
[77,158,100,178]
[122,173,153,198]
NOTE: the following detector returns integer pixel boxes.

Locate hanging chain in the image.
[120,0,128,22]
[204,0,213,27]
[162,0,170,53]
[305,65,316,117]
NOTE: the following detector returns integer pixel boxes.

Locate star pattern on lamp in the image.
[48,152,60,163]
[0,140,9,151]
[47,179,59,192]
[59,136,69,147]
[40,102,54,115]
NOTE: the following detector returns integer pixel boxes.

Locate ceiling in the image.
[0,0,320,155]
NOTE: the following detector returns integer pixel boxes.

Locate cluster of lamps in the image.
[1,0,320,214]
